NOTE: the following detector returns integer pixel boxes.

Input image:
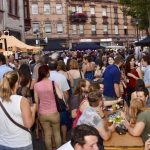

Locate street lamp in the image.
[34,29,40,46]
[135,19,139,42]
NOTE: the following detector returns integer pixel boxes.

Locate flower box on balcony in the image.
[102,16,108,19]
[90,14,96,18]
[70,12,88,23]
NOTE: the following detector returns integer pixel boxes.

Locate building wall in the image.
[0,0,25,40]
[25,0,68,45]
[68,0,137,47]
[25,0,144,48]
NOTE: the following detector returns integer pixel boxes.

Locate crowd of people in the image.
[0,47,150,150]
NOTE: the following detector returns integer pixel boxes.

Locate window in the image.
[114,7,118,14]
[124,26,128,35]
[72,25,77,34]
[8,0,18,16]
[114,13,118,19]
[102,8,107,16]
[103,25,108,33]
[57,23,63,33]
[24,0,30,19]
[56,4,62,14]
[45,23,51,33]
[71,6,76,12]
[91,25,96,35]
[77,6,82,13]
[32,23,39,33]
[31,4,38,14]
[44,4,50,14]
[90,7,95,15]
[114,25,119,35]
[0,0,3,10]
[79,25,84,35]
[114,7,118,24]
[124,15,127,25]
[103,17,108,24]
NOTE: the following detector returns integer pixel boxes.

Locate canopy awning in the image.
[26,39,68,51]
[135,36,150,46]
[44,40,68,51]
[0,35,41,51]
[73,42,105,50]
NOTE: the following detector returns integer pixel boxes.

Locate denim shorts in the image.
[0,144,33,150]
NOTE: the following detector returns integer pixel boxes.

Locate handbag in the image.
[31,117,46,150]
[52,81,67,112]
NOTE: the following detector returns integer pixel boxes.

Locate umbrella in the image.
[0,35,41,51]
[74,42,105,50]
[135,36,150,46]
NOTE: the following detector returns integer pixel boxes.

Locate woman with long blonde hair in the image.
[122,98,150,143]
[0,71,36,150]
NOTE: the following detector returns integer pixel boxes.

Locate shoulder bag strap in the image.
[79,70,82,79]
[0,101,30,133]
[52,81,57,98]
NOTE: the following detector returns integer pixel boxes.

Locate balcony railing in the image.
[69,12,88,24]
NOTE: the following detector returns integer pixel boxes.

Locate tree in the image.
[119,0,150,35]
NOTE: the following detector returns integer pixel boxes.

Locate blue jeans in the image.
[0,144,33,150]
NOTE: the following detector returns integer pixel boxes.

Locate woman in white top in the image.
[0,71,36,150]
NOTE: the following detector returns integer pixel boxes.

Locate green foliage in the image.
[118,0,150,31]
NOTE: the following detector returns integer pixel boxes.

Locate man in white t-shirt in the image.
[48,60,70,101]
[57,124,102,150]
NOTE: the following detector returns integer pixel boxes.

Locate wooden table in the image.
[104,132,144,150]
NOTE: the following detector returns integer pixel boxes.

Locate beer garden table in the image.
[104,130,144,150]
[104,108,144,150]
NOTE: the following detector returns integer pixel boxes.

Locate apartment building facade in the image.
[25,0,68,50]
[68,0,138,48]
[0,0,30,41]
[25,0,139,50]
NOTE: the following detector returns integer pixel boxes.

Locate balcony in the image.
[69,12,88,24]
[24,18,31,32]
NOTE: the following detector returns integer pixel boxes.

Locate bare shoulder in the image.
[20,97,30,108]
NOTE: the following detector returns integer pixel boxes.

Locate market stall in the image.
[0,35,41,53]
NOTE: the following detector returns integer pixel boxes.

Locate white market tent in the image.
[0,35,41,52]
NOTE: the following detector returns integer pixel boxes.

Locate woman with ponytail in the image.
[0,71,36,150]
